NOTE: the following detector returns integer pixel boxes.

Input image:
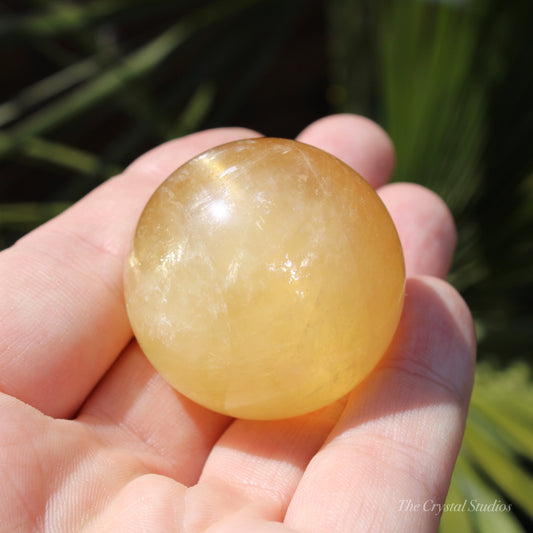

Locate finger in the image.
[190,402,345,527]
[296,114,396,189]
[284,277,476,532]
[82,475,299,533]
[0,127,260,418]
[379,183,457,278]
[78,340,232,487]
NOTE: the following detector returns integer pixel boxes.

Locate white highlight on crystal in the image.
[209,200,230,222]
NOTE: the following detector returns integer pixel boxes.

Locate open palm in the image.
[0,115,476,532]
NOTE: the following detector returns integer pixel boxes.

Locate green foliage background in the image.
[1,0,532,530]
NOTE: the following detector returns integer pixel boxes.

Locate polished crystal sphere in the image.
[124,138,405,419]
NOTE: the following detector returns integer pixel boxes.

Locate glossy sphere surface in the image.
[124,138,405,419]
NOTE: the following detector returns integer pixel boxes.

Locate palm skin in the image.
[0,115,476,532]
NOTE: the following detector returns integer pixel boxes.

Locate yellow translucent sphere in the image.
[124,138,405,420]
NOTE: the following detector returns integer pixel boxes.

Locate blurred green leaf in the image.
[441,453,524,533]
[459,365,533,527]
[0,201,71,225]
[0,57,103,127]
[440,364,533,531]
[0,1,124,38]
[464,416,533,517]
[0,132,120,176]
[170,82,216,139]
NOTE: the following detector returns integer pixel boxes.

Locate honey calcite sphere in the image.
[124,138,405,420]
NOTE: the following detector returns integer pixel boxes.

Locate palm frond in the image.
[441,364,533,531]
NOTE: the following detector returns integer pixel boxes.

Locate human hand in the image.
[0,115,476,532]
